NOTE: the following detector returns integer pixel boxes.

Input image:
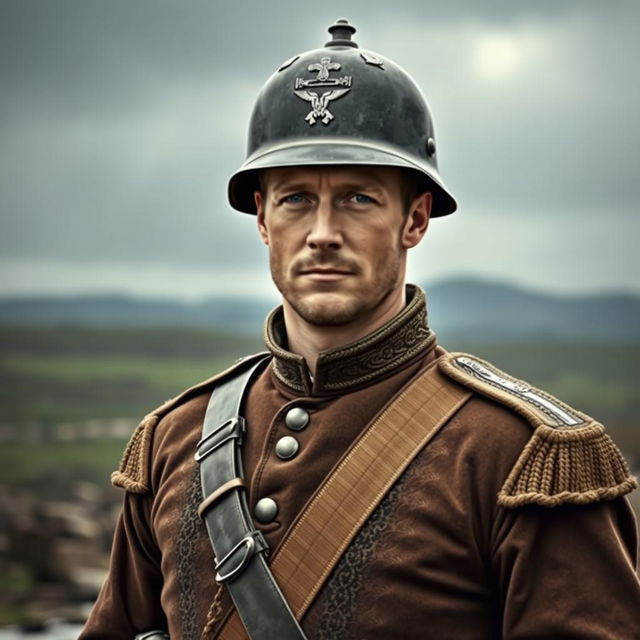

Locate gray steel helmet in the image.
[228,19,457,217]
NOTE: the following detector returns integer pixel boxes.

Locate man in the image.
[81,19,640,639]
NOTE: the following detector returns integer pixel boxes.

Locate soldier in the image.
[81,19,640,640]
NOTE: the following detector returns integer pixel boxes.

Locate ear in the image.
[255,191,269,245]
[401,192,432,249]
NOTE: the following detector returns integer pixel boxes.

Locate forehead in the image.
[261,165,406,192]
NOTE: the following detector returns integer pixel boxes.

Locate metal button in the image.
[275,436,300,460]
[285,407,310,431]
[254,497,278,523]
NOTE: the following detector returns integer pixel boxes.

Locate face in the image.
[255,166,431,327]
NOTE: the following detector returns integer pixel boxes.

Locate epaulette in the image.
[439,352,638,508]
[111,352,270,494]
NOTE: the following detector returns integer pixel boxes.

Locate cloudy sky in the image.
[1,0,638,300]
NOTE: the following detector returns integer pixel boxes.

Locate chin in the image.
[290,291,371,327]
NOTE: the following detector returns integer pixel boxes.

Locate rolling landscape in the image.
[1,277,639,631]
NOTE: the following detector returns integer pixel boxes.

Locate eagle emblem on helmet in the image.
[293,88,350,125]
[294,57,352,126]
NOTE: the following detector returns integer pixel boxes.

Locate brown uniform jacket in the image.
[81,286,640,639]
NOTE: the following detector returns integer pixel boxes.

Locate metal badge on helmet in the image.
[228,19,457,217]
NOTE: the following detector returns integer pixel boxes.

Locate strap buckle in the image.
[197,477,246,519]
[215,530,268,583]
[195,416,245,462]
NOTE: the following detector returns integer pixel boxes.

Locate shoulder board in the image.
[439,352,637,508]
[111,352,270,494]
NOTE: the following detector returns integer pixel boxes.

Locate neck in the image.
[283,285,407,376]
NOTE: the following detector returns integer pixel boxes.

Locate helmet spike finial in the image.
[326,19,358,48]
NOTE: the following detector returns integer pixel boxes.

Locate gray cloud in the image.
[1,0,638,294]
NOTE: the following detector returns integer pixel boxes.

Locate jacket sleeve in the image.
[492,495,640,638]
[79,491,167,639]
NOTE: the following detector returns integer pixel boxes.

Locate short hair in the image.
[400,169,429,215]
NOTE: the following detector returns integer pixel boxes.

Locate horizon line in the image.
[1,274,639,303]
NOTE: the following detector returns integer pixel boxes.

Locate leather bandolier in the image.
[214,354,473,639]
[127,343,637,639]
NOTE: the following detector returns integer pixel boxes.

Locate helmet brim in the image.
[227,139,457,217]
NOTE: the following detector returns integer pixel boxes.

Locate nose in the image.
[306,201,343,251]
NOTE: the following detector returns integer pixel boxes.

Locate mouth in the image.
[298,267,354,281]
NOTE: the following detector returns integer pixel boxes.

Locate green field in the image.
[0,325,263,425]
[0,326,639,488]
[0,437,128,489]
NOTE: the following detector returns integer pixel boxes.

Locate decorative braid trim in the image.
[265,284,434,395]
[264,308,311,395]
[498,423,637,508]
[111,414,158,493]
[439,351,638,508]
[440,352,589,428]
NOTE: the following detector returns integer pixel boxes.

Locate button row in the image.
[254,406,311,523]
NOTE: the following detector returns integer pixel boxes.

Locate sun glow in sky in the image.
[473,33,522,79]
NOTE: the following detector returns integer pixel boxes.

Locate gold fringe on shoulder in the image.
[439,351,638,508]
[498,422,638,508]
[111,413,159,493]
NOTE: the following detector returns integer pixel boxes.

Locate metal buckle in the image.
[214,531,266,583]
[195,417,245,462]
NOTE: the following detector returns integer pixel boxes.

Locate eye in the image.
[279,193,308,206]
[349,193,375,205]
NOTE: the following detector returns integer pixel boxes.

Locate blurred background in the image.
[1,1,639,636]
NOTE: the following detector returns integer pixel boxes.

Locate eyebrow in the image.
[269,178,387,195]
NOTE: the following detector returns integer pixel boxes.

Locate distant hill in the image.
[0,277,638,342]
[425,278,640,343]
[0,295,274,335]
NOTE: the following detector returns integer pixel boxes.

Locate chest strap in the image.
[196,353,307,640]
[219,360,472,639]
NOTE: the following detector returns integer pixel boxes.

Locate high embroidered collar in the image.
[264,284,436,396]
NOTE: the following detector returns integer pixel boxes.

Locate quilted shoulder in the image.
[439,352,637,508]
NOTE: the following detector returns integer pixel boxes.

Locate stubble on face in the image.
[259,165,414,330]
[269,231,405,328]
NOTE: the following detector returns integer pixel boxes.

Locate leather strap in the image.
[196,353,307,640]
[220,361,472,638]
